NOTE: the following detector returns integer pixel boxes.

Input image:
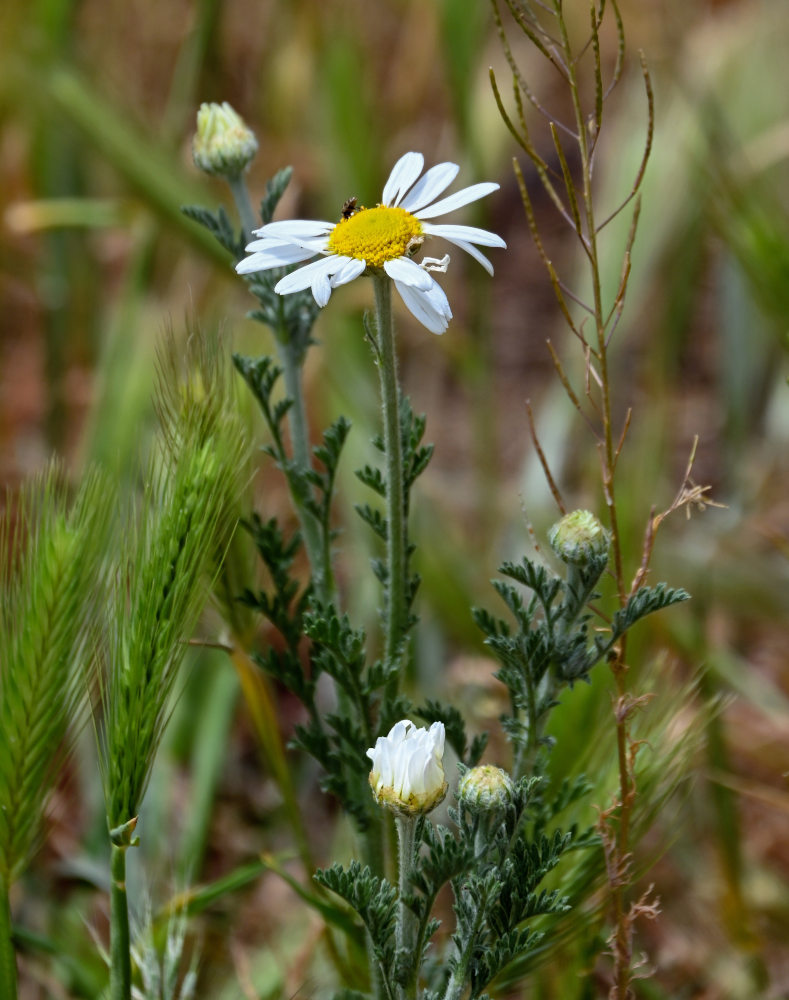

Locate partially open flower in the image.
[548,509,610,567]
[367,719,447,816]
[192,102,258,178]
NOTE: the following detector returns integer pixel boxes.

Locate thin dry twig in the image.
[512,158,584,335]
[546,340,602,435]
[491,0,576,138]
[526,399,567,514]
[630,436,723,595]
[612,408,632,473]
[595,53,654,234]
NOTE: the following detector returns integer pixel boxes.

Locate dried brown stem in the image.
[526,399,566,514]
[495,4,659,992]
[491,0,576,137]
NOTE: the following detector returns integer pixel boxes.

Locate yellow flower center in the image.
[328,206,423,267]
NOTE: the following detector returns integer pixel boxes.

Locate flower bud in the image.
[548,509,610,567]
[367,719,447,816]
[458,765,514,813]
[192,102,258,178]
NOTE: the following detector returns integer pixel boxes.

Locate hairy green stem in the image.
[110,843,132,1000]
[277,332,335,604]
[227,172,258,243]
[442,905,484,1000]
[360,810,387,1000]
[395,815,418,1000]
[228,173,334,603]
[372,274,407,672]
[0,874,18,1000]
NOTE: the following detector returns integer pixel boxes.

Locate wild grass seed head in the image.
[0,462,113,882]
[101,327,250,833]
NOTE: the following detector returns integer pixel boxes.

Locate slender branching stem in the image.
[109,842,132,1000]
[395,815,418,1000]
[0,874,17,1000]
[552,6,635,994]
[372,273,408,671]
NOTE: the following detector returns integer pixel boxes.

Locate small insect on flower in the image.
[340,197,358,220]
[236,152,506,334]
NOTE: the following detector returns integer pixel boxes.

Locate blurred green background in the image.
[1,0,788,997]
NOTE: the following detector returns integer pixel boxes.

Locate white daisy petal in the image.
[416,183,500,220]
[313,271,332,307]
[236,245,318,274]
[331,257,367,287]
[382,152,425,206]
[399,162,459,213]
[421,222,507,248]
[244,237,322,254]
[446,238,493,275]
[274,256,336,296]
[383,256,433,290]
[253,220,334,239]
[235,252,285,275]
[420,279,453,319]
[394,278,452,335]
[280,236,332,252]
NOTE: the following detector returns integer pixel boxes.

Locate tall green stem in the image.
[228,173,334,604]
[372,274,408,670]
[227,172,258,243]
[277,333,335,604]
[0,874,18,1000]
[395,815,418,1000]
[109,842,132,1000]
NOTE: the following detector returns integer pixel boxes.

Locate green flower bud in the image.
[458,765,514,813]
[548,509,610,567]
[192,102,258,178]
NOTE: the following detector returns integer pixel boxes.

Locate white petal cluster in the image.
[367,719,448,816]
[235,152,506,335]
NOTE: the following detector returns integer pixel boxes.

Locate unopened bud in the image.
[548,509,609,567]
[192,102,258,178]
[458,764,514,813]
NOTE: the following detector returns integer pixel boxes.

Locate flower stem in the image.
[226,172,258,243]
[395,814,418,1000]
[442,906,484,1000]
[276,331,335,605]
[372,274,408,672]
[109,842,132,1000]
[228,172,335,604]
[0,874,17,1000]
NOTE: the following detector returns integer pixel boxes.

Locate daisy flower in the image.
[235,152,506,334]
